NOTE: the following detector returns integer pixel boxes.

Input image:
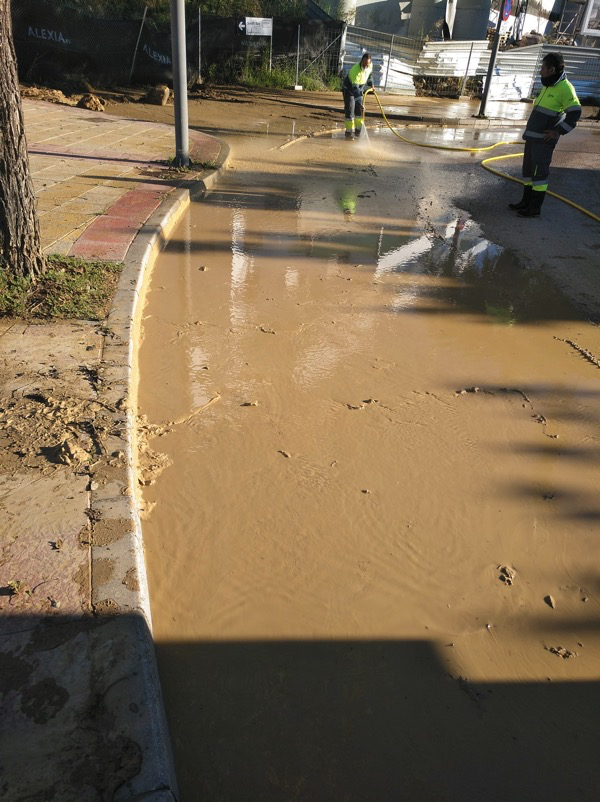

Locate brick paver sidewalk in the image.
[25,99,223,261]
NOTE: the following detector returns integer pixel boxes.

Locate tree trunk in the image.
[0,0,46,279]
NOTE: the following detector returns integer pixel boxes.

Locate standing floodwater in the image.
[138,135,600,801]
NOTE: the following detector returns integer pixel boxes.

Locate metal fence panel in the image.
[12,0,600,103]
[413,40,490,96]
[199,16,343,85]
[488,44,543,100]
[489,43,600,102]
[537,43,600,101]
[344,26,422,93]
[11,1,344,89]
[415,40,490,77]
[342,30,600,101]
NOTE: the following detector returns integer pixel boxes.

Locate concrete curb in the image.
[88,135,231,800]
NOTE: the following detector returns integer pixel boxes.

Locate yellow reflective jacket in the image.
[347,62,373,88]
[524,74,581,141]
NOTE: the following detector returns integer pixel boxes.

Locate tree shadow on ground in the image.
[155,635,600,802]
[0,612,169,801]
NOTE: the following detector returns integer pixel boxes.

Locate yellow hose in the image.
[366,89,600,223]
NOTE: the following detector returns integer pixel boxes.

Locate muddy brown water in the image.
[138,133,600,801]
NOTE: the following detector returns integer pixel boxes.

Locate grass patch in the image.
[239,52,334,91]
[242,66,329,91]
[0,255,123,320]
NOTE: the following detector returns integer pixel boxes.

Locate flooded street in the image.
[138,129,600,800]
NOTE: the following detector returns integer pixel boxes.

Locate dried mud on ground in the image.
[100,83,344,138]
[0,321,130,620]
[21,82,342,137]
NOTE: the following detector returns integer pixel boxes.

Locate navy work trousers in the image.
[522,138,557,189]
[343,87,363,121]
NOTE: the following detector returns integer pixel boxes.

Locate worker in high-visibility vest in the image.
[342,53,373,139]
[509,52,581,218]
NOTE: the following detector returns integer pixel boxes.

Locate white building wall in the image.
[352,0,557,40]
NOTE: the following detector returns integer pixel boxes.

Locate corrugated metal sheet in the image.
[415,40,490,77]
[492,44,600,102]
[489,44,542,99]
[344,26,421,93]
[342,31,600,101]
[495,44,543,76]
[537,44,600,102]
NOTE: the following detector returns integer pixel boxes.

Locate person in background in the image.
[509,52,581,218]
[342,53,373,139]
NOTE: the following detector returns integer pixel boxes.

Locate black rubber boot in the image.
[345,130,354,139]
[508,185,532,210]
[517,190,546,218]
[354,127,362,137]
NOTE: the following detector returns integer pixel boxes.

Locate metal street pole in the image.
[170,0,189,166]
[476,0,505,118]
[295,25,300,86]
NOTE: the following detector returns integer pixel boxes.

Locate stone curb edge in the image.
[87,136,231,801]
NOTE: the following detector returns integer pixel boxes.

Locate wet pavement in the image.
[2,92,598,800]
[255,88,535,125]
[138,128,600,800]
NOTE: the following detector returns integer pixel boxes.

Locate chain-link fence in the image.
[343,28,600,100]
[11,0,191,85]
[11,0,600,101]
[199,16,343,88]
[413,40,490,98]
[11,0,343,89]
[344,29,488,97]
[344,27,423,94]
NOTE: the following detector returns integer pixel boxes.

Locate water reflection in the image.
[140,142,597,802]
[376,215,503,279]
[370,209,577,325]
[370,125,521,148]
[184,176,580,394]
[230,208,253,326]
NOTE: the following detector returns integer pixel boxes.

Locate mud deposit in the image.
[138,136,600,801]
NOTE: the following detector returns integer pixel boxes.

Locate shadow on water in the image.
[166,188,590,325]
[444,379,600,523]
[156,635,600,802]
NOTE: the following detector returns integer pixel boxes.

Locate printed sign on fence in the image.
[244,17,272,36]
[27,26,72,45]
